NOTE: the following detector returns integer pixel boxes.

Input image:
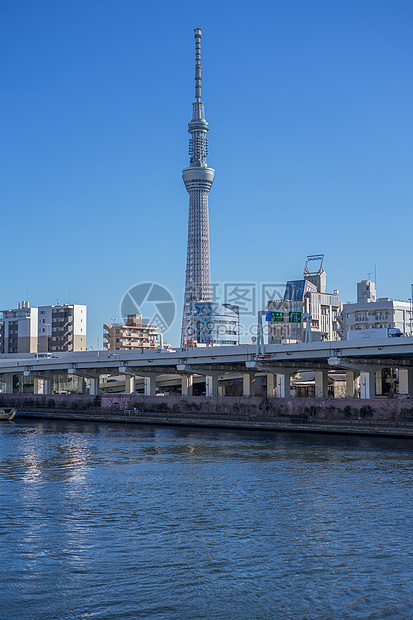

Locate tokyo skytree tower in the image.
[181,28,215,346]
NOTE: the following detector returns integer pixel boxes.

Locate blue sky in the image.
[1,0,412,347]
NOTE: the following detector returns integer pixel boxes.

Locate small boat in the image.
[0,408,16,421]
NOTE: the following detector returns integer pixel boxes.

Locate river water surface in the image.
[1,420,413,619]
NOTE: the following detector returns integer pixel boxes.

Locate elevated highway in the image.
[1,337,413,399]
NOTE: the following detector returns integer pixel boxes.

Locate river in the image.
[1,420,412,619]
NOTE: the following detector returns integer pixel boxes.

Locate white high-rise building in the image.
[38,304,87,352]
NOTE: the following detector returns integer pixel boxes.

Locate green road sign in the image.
[289,311,302,323]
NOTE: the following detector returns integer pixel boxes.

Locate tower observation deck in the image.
[181,28,215,347]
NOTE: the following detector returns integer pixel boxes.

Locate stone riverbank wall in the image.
[3,393,413,438]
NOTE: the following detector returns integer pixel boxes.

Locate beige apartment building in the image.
[103,314,159,350]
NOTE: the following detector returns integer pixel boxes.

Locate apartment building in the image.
[103,314,159,350]
[341,280,412,338]
[38,304,87,352]
[0,301,38,353]
[0,301,87,353]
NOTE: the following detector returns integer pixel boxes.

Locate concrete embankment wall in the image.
[4,393,413,438]
[1,392,413,419]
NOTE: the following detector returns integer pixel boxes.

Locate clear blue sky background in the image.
[1,0,412,347]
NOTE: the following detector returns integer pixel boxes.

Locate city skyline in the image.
[1,1,412,347]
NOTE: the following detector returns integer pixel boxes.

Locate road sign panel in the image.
[289,311,302,323]
[266,310,285,322]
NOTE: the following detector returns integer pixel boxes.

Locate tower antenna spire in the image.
[194,27,202,102]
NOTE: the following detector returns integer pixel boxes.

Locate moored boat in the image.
[0,408,16,421]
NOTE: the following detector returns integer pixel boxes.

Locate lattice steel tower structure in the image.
[181,28,215,346]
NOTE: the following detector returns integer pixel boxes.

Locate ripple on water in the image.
[1,421,413,619]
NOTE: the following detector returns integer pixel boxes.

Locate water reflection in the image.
[1,420,413,620]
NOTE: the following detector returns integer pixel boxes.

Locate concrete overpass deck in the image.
[1,337,413,399]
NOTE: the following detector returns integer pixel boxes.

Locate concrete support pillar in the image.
[360,371,376,399]
[399,368,413,395]
[124,375,135,394]
[42,378,53,395]
[375,370,383,396]
[2,374,14,394]
[181,375,193,396]
[315,370,329,399]
[34,378,43,395]
[242,373,255,397]
[346,370,356,398]
[144,375,157,396]
[89,376,100,396]
[206,375,218,397]
[267,373,276,397]
[276,373,290,398]
[355,375,361,398]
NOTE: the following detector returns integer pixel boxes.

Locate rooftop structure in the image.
[357,279,377,303]
[303,254,327,294]
[181,28,215,347]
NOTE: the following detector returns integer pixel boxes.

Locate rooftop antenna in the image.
[194,27,202,102]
